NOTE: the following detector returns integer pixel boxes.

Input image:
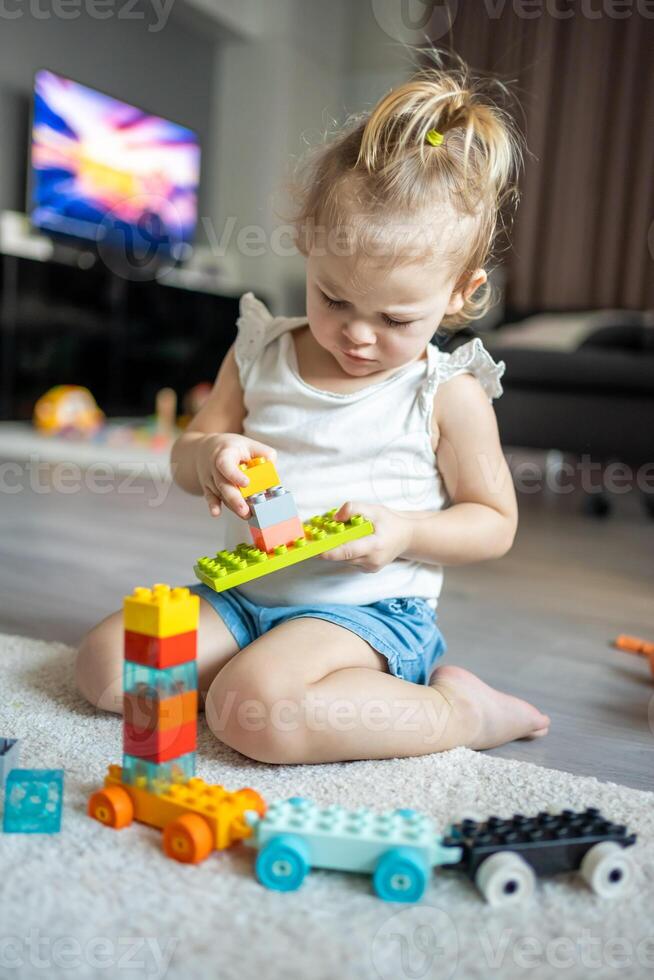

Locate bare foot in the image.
[430,665,550,751]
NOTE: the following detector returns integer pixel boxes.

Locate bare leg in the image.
[205,617,550,764]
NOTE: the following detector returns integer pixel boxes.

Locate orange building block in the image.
[124,630,197,669]
[123,689,197,734]
[250,516,305,552]
[615,634,654,658]
[615,634,654,676]
[123,718,197,762]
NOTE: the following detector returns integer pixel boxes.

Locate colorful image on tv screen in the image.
[31,69,201,257]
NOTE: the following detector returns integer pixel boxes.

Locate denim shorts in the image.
[189,585,446,685]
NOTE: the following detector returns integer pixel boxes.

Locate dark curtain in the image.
[432,2,654,313]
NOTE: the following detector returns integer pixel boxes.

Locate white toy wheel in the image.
[475,852,536,906]
[580,842,633,898]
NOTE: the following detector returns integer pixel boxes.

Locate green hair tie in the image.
[425,129,444,147]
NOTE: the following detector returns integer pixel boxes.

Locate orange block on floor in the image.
[123,689,197,734]
[124,630,197,669]
[250,516,305,553]
[123,718,197,762]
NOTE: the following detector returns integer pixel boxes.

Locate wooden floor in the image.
[1,453,652,790]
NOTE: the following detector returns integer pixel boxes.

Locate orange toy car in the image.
[88,764,266,864]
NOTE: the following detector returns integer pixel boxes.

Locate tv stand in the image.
[0,219,246,420]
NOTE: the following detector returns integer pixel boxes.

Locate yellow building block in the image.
[123,585,200,639]
[103,765,262,850]
[195,510,374,593]
[238,457,281,498]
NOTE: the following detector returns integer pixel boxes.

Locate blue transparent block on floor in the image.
[0,738,21,790]
[2,769,64,833]
[123,661,197,699]
[121,751,196,792]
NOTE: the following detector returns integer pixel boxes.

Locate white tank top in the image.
[217,292,505,609]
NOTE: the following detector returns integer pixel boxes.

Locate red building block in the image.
[123,718,197,762]
[250,516,305,553]
[124,630,197,669]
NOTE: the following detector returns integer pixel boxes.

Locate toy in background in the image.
[33,385,104,438]
[614,634,654,678]
[180,382,212,426]
[31,382,213,452]
[195,457,375,594]
[87,584,265,862]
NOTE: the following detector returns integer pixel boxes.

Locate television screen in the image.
[30,69,201,260]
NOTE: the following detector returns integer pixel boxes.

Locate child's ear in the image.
[444,268,487,316]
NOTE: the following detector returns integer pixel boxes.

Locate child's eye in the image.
[382,314,414,328]
[320,290,346,310]
[320,288,412,328]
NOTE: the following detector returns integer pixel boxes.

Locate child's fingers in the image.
[247,439,278,462]
[203,487,222,517]
[216,480,251,519]
[214,448,251,487]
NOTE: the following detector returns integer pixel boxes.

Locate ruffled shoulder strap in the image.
[428,337,505,401]
[233,292,298,386]
[233,292,273,381]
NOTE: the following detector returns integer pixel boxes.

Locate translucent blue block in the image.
[3,769,64,833]
[0,738,21,790]
[123,661,197,699]
[121,751,196,792]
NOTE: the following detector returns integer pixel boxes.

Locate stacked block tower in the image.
[240,457,304,552]
[122,585,200,791]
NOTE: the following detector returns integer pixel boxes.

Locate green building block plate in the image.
[194,509,374,593]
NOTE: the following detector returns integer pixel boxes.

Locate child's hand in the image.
[319,501,411,572]
[196,433,277,518]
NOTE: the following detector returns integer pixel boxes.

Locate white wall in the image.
[199,0,420,313]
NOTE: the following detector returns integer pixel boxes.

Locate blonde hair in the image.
[290,53,523,327]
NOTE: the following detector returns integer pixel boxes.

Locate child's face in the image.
[305,250,483,376]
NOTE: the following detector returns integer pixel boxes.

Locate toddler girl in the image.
[77,60,550,764]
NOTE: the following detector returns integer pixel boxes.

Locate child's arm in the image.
[402,373,517,565]
[170,345,276,518]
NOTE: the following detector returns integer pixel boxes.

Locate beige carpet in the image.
[1,632,653,980]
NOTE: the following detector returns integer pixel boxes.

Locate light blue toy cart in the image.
[244,797,462,902]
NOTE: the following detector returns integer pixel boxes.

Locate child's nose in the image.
[344,319,376,345]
